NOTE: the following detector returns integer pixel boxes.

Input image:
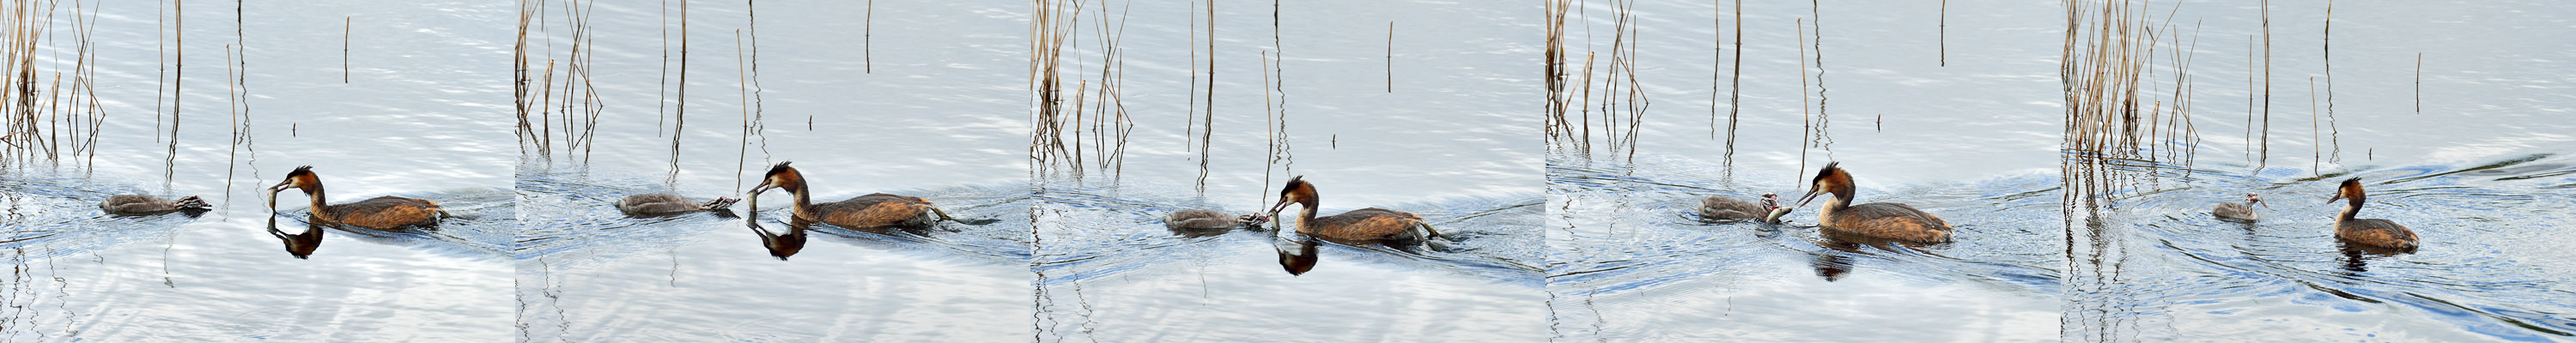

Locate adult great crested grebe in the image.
[266,165,444,230]
[1795,162,1954,243]
[2330,178,2418,250]
[744,161,975,229]
[1260,176,1440,244]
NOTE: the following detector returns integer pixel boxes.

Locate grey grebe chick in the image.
[1698,193,1779,221]
[265,165,443,230]
[1260,176,1441,244]
[2330,178,2418,250]
[745,161,967,229]
[2212,193,2266,221]
[100,195,211,215]
[1165,209,1267,231]
[1794,162,1954,243]
[617,194,739,215]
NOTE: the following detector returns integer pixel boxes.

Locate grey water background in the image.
[0,1,516,341]
[1544,0,2573,341]
[507,0,1033,341]
[1023,0,1544,340]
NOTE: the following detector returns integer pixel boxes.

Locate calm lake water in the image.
[1,0,517,341]
[1,0,2567,341]
[508,0,1033,340]
[1024,0,1545,340]
[1544,0,2573,341]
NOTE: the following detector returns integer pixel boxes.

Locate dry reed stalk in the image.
[1798,18,1810,185]
[736,29,751,192]
[864,0,872,73]
[671,0,689,184]
[1724,0,1741,178]
[1194,0,1212,190]
[2057,0,2201,195]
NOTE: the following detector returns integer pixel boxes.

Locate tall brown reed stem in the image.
[735,30,750,193]
[1724,0,1741,179]
[1797,18,1810,185]
[1264,0,1289,188]
[671,0,689,185]
[166,0,183,187]
[513,0,537,156]
[2259,0,2270,169]
[223,45,240,202]
[1196,0,1212,192]
[2321,0,2336,164]
[1809,0,1831,160]
[658,0,668,135]
[864,0,872,73]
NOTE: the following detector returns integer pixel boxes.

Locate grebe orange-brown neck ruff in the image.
[1794,162,1953,243]
[745,161,965,229]
[264,165,444,231]
[1260,176,1441,244]
[2330,178,2419,250]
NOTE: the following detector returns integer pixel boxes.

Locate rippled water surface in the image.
[1546,156,2064,341]
[1,1,516,340]
[1033,182,1543,341]
[514,171,1030,341]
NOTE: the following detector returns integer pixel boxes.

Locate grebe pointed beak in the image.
[1795,187,1824,208]
[1264,199,1295,218]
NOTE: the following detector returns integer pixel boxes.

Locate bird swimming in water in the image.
[2330,178,2418,250]
[100,194,211,215]
[266,165,444,230]
[1165,209,1268,231]
[745,161,977,229]
[617,194,739,215]
[1795,162,1954,243]
[1698,193,1783,221]
[2212,193,2266,222]
[1261,176,1441,244]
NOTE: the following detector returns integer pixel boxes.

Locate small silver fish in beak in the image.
[265,180,295,210]
[746,181,775,211]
